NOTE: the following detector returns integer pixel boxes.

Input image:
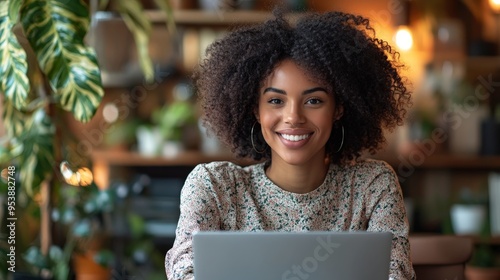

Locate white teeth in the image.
[281,134,310,141]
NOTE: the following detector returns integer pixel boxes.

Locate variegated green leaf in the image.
[21,0,103,123]
[116,0,154,82]
[0,138,23,165]
[0,1,29,110]
[1,98,27,137]
[21,151,37,196]
[8,0,23,23]
[18,109,55,196]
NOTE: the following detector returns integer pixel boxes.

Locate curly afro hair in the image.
[194,10,411,164]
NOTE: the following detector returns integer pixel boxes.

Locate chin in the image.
[276,153,313,166]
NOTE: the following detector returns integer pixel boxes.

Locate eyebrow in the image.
[263,87,328,95]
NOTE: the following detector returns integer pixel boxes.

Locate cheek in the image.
[313,113,334,134]
[257,103,278,126]
[259,113,278,131]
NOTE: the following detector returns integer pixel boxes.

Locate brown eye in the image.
[306,98,322,105]
[268,98,283,105]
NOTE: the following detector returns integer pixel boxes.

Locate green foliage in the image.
[17,109,55,196]
[0,1,29,110]
[21,0,104,123]
[1,0,103,198]
[152,101,197,141]
[0,0,174,278]
[22,182,117,280]
[470,244,499,268]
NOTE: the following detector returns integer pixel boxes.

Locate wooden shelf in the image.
[376,153,500,170]
[146,10,303,26]
[93,150,500,169]
[91,149,255,189]
[413,154,500,169]
[91,150,500,188]
[468,235,500,246]
[410,233,500,245]
[91,149,251,167]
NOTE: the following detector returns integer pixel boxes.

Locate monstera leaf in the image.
[20,0,103,123]
[0,1,29,110]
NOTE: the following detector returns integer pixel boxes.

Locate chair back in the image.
[410,235,473,280]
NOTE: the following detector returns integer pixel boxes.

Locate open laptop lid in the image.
[193,231,392,280]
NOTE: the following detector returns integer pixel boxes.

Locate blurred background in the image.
[2,0,500,279]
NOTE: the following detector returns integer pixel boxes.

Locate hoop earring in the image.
[334,124,344,153]
[251,122,266,154]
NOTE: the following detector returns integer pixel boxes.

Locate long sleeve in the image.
[164,160,416,280]
[365,167,416,280]
[165,164,222,280]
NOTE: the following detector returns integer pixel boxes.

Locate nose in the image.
[284,101,305,126]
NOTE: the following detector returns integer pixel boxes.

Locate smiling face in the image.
[256,59,343,167]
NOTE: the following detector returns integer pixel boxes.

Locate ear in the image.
[335,105,344,121]
[254,108,260,123]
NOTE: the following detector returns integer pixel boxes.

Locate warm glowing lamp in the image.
[490,0,500,55]
[395,25,413,51]
[490,0,500,13]
[60,161,94,187]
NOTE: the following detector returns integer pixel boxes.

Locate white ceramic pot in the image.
[450,204,487,235]
[162,141,184,158]
[136,126,162,157]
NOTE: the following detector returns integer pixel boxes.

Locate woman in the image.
[165,9,415,280]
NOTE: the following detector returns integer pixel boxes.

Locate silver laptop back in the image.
[193,231,392,280]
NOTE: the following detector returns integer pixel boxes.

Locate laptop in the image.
[193,231,392,280]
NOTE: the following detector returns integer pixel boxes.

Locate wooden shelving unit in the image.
[90,149,255,188]
[93,8,500,257]
[92,149,500,188]
[95,149,500,169]
[416,154,500,169]
[377,153,500,170]
[146,9,303,26]
[92,149,240,166]
[468,235,500,246]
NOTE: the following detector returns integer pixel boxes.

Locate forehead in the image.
[262,60,317,87]
[261,60,332,93]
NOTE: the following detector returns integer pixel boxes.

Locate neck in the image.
[266,154,330,194]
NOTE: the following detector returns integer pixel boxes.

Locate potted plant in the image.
[148,81,198,157]
[22,172,116,280]
[450,187,488,235]
[151,101,198,157]
[465,215,500,280]
[0,0,173,279]
[466,244,500,280]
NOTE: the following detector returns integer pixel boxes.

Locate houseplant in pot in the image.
[150,82,198,157]
[466,244,500,280]
[0,0,173,278]
[456,185,500,280]
[464,216,500,280]
[450,187,488,235]
[22,175,116,280]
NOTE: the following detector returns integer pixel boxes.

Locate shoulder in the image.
[181,161,264,206]
[189,161,257,177]
[186,161,263,188]
[333,159,399,191]
[339,158,396,177]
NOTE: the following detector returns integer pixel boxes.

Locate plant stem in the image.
[40,179,51,257]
